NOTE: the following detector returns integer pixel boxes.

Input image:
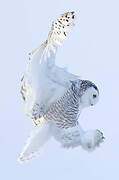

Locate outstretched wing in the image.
[21,11,79,121]
[18,121,52,162]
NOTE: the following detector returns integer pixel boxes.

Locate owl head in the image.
[80,80,99,108]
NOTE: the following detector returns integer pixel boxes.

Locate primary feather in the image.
[18,121,52,162]
[21,11,78,120]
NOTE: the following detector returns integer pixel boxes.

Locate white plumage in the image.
[19,11,104,162]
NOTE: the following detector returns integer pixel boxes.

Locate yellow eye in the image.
[93,94,97,98]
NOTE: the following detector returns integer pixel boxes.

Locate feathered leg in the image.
[53,124,104,151]
[80,129,105,151]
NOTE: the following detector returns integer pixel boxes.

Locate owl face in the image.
[80,86,99,108]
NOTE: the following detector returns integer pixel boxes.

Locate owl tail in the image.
[18,122,52,162]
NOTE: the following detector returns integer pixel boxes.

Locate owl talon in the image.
[80,129,105,151]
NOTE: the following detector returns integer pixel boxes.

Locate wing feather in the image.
[18,121,51,162]
[21,11,79,122]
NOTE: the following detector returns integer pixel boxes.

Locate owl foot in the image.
[80,129,105,151]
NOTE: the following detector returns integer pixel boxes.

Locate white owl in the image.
[19,11,104,162]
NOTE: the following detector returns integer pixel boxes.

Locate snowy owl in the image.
[19,11,104,162]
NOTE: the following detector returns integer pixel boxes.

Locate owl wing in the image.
[18,120,52,162]
[21,11,79,121]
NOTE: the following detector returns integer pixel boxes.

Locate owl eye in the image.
[93,94,97,98]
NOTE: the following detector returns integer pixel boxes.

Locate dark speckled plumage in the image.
[42,79,99,129]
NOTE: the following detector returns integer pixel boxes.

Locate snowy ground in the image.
[0,0,119,179]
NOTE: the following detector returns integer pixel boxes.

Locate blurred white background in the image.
[0,0,119,179]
